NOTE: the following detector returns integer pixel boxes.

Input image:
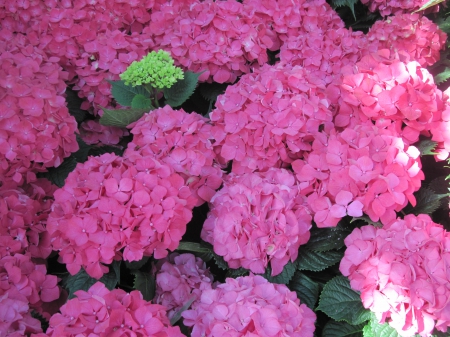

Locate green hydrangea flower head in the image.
[120,50,184,89]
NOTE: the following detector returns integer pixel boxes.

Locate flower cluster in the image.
[47,152,195,279]
[126,105,223,206]
[292,122,423,226]
[366,13,447,68]
[154,253,215,320]
[210,63,333,174]
[0,254,61,335]
[340,214,450,336]
[79,120,128,146]
[202,168,312,275]
[183,274,316,337]
[0,179,56,259]
[149,0,276,83]
[46,282,184,337]
[0,30,79,184]
[360,0,429,16]
[120,50,183,88]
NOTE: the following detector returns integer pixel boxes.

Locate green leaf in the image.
[125,256,150,270]
[412,0,445,13]
[260,259,298,284]
[288,271,320,310]
[212,252,249,277]
[176,242,214,262]
[39,157,77,187]
[31,310,49,332]
[350,216,383,228]
[108,80,148,107]
[435,67,450,84]
[331,0,358,19]
[304,222,353,252]
[163,71,200,107]
[226,268,249,278]
[132,270,155,301]
[170,296,197,326]
[437,16,450,34]
[317,276,371,325]
[101,260,121,291]
[66,88,88,123]
[99,107,148,128]
[72,135,91,163]
[131,94,153,110]
[88,145,125,157]
[199,82,228,102]
[322,320,365,337]
[404,186,450,215]
[415,139,438,156]
[297,249,344,272]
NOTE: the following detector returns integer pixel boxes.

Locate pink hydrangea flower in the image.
[154,253,215,320]
[46,282,184,337]
[126,105,223,206]
[210,63,334,174]
[79,119,128,146]
[47,152,195,279]
[360,0,431,16]
[340,214,450,336]
[149,0,276,83]
[182,274,316,337]
[202,168,312,275]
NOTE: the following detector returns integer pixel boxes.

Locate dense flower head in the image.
[46,281,184,337]
[126,105,223,206]
[47,152,195,279]
[360,0,430,16]
[182,274,316,337]
[79,120,128,146]
[292,122,423,227]
[154,253,215,320]
[0,30,79,184]
[120,50,184,88]
[0,179,56,259]
[201,168,312,275]
[149,0,276,83]
[210,63,334,174]
[366,13,447,67]
[0,253,61,335]
[340,214,450,336]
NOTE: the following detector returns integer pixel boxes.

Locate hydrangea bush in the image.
[1,0,450,336]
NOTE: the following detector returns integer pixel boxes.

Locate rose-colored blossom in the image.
[79,120,128,146]
[340,214,450,336]
[154,253,215,320]
[202,168,311,275]
[126,105,223,206]
[46,282,184,337]
[48,152,195,279]
[183,274,316,337]
[360,0,430,16]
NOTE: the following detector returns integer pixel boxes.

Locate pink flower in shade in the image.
[182,274,316,337]
[149,0,276,83]
[79,120,128,146]
[360,0,433,16]
[154,253,215,320]
[340,214,450,336]
[201,168,312,276]
[126,105,223,206]
[210,63,334,174]
[366,14,447,68]
[0,253,61,335]
[46,282,184,337]
[0,31,78,184]
[48,152,195,279]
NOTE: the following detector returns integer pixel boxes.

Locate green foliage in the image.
[322,320,366,337]
[435,67,450,84]
[66,87,88,123]
[108,80,148,107]
[404,186,449,215]
[131,94,153,109]
[176,241,214,262]
[304,222,353,252]
[199,82,228,102]
[88,145,125,157]
[297,249,344,272]
[163,71,201,107]
[170,296,197,326]
[132,270,155,301]
[72,135,91,163]
[415,139,438,156]
[437,15,450,34]
[317,276,371,325]
[260,259,298,284]
[125,256,150,270]
[412,0,445,13]
[65,262,121,299]
[99,107,148,128]
[363,315,406,337]
[288,271,320,310]
[120,50,184,89]
[331,0,358,19]
[39,157,77,187]
[350,216,383,227]
[31,310,49,333]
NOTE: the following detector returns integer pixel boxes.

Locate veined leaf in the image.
[435,67,450,84]
[108,80,148,107]
[131,94,153,110]
[297,249,343,272]
[99,107,148,128]
[415,139,438,156]
[323,320,365,337]
[163,71,200,107]
[289,271,320,310]
[412,0,445,13]
[260,259,298,284]
[132,270,155,301]
[331,0,358,19]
